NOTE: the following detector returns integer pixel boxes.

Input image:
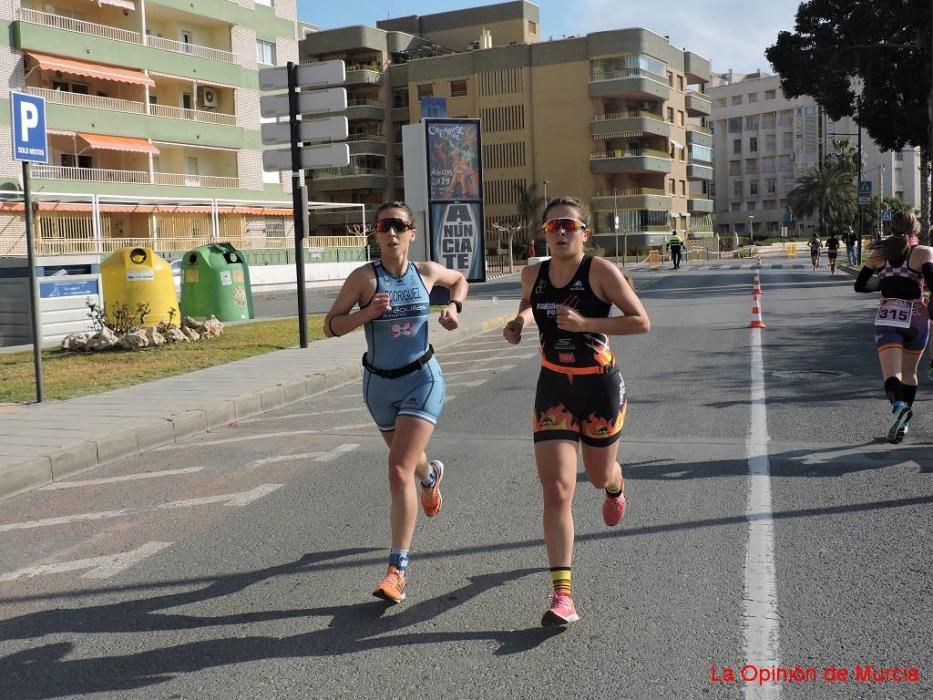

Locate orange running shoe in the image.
[372,565,406,603]
[420,459,444,518]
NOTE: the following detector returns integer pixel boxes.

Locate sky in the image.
[296,0,805,75]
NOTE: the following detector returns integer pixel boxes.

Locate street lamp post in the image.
[748,215,755,246]
[542,180,551,255]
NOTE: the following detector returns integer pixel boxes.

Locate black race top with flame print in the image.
[530,256,615,372]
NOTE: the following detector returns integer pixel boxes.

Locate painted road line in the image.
[441,347,539,357]
[445,364,515,377]
[250,443,361,467]
[40,467,205,490]
[745,326,781,700]
[240,407,365,424]
[445,379,488,388]
[441,353,536,366]
[0,542,173,582]
[0,485,283,533]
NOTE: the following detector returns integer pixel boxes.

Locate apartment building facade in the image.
[709,70,923,239]
[0,0,301,257]
[301,1,714,251]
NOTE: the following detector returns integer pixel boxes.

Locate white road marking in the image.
[0,485,283,533]
[446,379,488,388]
[441,347,535,357]
[40,467,205,490]
[0,541,173,582]
[744,327,781,700]
[250,443,360,467]
[240,407,364,423]
[441,353,536,366]
[445,365,515,377]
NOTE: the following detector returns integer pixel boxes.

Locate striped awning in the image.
[592,130,645,141]
[77,133,160,155]
[26,51,154,87]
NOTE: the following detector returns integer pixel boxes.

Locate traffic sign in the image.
[11,91,47,163]
[259,60,346,91]
[261,116,348,146]
[857,180,872,205]
[262,142,350,172]
[881,209,893,221]
[260,87,347,119]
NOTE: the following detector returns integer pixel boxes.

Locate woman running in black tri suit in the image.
[503,196,650,626]
[854,211,933,443]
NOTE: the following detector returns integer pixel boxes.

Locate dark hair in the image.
[890,210,918,237]
[375,201,414,223]
[542,196,589,224]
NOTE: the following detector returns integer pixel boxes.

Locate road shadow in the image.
[0,549,555,698]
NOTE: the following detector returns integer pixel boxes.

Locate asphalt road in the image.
[1,260,930,699]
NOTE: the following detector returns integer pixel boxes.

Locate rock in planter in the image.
[164,327,188,343]
[87,327,119,352]
[121,329,149,351]
[61,333,91,352]
[143,327,166,347]
[201,316,224,338]
[182,327,201,342]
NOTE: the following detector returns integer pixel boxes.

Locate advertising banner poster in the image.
[430,202,485,281]
[425,118,485,282]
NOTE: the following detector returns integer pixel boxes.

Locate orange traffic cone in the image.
[753,275,763,299]
[748,296,766,329]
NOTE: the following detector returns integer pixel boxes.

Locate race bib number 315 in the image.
[875,299,913,328]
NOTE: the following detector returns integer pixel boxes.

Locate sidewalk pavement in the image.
[0,299,517,501]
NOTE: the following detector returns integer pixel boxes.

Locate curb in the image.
[0,310,517,501]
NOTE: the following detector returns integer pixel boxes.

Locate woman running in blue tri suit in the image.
[854,211,933,443]
[325,201,468,603]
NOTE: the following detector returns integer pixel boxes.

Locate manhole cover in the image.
[771,369,850,379]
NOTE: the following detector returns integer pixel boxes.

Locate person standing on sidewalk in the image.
[667,230,685,269]
[854,210,933,443]
[502,196,650,626]
[846,228,858,266]
[324,201,468,603]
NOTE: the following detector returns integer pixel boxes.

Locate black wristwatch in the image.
[448,299,463,313]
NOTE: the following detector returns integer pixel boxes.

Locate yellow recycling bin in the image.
[100,247,180,328]
[786,243,797,258]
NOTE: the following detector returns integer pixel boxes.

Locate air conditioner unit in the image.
[198,86,217,109]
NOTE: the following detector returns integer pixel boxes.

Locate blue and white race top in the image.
[363,260,431,370]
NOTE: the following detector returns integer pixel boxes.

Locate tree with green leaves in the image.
[766,0,932,240]
[514,182,543,243]
[787,161,857,236]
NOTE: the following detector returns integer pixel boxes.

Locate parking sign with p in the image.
[11,91,47,164]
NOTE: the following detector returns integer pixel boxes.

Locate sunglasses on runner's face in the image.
[542,218,587,234]
[374,218,414,234]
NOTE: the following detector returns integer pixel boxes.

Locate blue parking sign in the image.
[11,91,47,164]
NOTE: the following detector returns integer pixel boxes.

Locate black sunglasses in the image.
[374,218,414,233]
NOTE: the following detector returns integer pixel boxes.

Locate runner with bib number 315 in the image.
[854,211,933,443]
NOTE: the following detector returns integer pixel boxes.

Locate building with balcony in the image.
[300,1,713,251]
[708,70,923,240]
[0,0,307,257]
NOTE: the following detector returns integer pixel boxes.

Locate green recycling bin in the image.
[180,243,254,322]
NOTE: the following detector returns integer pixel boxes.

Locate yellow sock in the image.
[549,567,572,596]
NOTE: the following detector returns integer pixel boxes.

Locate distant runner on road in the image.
[503,195,650,627]
[808,233,823,271]
[854,211,933,443]
[324,201,468,604]
[826,232,841,275]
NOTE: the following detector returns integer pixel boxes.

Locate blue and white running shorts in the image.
[362,357,446,432]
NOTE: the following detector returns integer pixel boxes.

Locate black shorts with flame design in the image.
[532,366,627,446]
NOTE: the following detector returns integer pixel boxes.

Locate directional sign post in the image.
[857,180,872,206]
[259,61,348,348]
[10,91,47,403]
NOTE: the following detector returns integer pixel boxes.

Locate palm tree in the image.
[514,182,543,242]
[787,162,857,235]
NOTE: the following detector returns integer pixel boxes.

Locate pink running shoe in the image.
[602,488,627,527]
[541,592,580,627]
